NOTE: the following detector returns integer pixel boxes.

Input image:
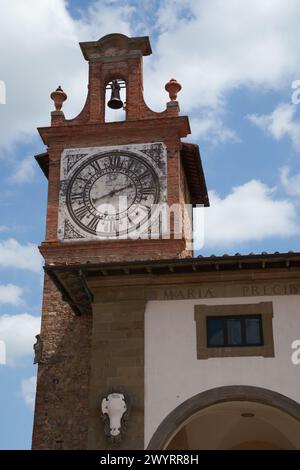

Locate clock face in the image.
[58,143,167,240]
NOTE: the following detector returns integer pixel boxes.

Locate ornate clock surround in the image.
[58,142,167,241]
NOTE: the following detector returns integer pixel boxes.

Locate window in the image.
[194,302,274,359]
[207,315,263,348]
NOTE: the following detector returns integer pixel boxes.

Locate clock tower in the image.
[32,33,208,449]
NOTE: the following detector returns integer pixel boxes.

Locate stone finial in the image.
[165,78,182,101]
[50,86,67,111]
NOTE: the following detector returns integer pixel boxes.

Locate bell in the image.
[107,80,123,110]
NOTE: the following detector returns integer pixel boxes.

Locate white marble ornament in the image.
[101,392,127,438]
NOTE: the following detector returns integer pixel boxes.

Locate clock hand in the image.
[92,183,134,204]
[91,188,116,203]
[110,183,134,196]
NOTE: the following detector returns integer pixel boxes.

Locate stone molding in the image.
[147,385,300,450]
[194,302,274,359]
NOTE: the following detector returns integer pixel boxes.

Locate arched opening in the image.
[166,401,300,450]
[105,79,126,123]
[147,386,300,450]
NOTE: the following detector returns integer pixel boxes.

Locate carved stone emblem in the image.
[101,391,129,443]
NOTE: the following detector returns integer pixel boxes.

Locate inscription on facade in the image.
[94,281,300,303]
[152,283,300,301]
[163,287,215,300]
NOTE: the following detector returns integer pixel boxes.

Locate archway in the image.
[147,386,300,450]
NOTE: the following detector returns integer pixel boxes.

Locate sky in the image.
[0,0,300,449]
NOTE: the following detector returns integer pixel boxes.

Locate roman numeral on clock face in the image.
[102,219,117,233]
[90,160,102,172]
[76,176,88,183]
[139,170,150,180]
[142,187,155,195]
[109,155,122,170]
[70,193,83,201]
[74,205,89,220]
[139,205,151,215]
[87,215,100,232]
[126,160,135,172]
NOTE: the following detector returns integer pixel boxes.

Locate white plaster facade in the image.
[145,295,300,446]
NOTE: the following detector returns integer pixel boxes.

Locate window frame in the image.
[194,302,274,359]
[206,314,264,348]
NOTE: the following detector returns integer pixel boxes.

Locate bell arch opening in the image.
[105,79,126,123]
[147,386,300,450]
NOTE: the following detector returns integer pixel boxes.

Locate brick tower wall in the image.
[32,275,92,449]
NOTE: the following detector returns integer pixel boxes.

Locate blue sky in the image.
[1,0,300,449]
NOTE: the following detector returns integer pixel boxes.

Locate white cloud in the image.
[9,156,35,183]
[194,179,300,248]
[0,313,40,366]
[144,0,300,112]
[0,238,42,273]
[189,114,239,144]
[280,166,300,197]
[0,284,23,305]
[247,104,300,151]
[0,0,133,150]
[2,1,300,147]
[20,376,37,410]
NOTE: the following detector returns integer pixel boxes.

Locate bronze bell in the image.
[107,80,124,110]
